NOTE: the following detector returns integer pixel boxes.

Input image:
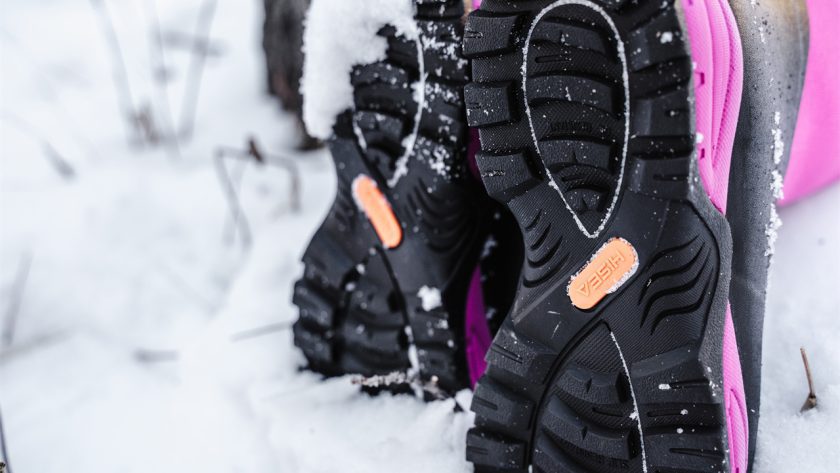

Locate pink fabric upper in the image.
[781,0,840,205]
[723,305,748,473]
[464,266,491,387]
[463,0,490,389]
[682,1,748,471]
[684,0,743,213]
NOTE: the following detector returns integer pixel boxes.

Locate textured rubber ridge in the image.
[464,1,734,471]
[724,2,808,469]
[293,0,489,393]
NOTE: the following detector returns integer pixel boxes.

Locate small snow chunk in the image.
[771,169,785,199]
[481,235,498,259]
[659,31,674,43]
[417,285,442,311]
[765,204,782,257]
[771,111,785,165]
[405,326,421,375]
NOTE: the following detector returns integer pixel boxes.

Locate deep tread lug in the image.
[464,2,732,472]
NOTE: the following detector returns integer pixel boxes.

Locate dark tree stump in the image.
[262,0,321,149]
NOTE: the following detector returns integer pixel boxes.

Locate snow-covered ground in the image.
[0,1,837,472]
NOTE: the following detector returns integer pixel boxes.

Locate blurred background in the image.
[0,1,837,472]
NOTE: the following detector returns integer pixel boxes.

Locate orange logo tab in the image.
[568,237,638,310]
[352,175,403,249]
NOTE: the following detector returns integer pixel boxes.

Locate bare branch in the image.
[2,253,32,348]
[89,0,140,144]
[42,142,76,180]
[0,29,103,161]
[229,322,293,342]
[246,137,302,213]
[0,402,10,473]
[143,0,181,158]
[134,103,161,144]
[213,138,304,248]
[179,0,219,140]
[214,148,253,247]
[134,348,179,363]
[162,30,223,56]
[0,331,69,363]
[0,114,76,180]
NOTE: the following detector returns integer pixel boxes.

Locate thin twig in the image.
[162,31,223,57]
[217,143,302,213]
[0,403,11,473]
[42,142,76,180]
[0,331,69,363]
[230,322,293,342]
[134,103,161,144]
[247,137,302,213]
[143,0,181,158]
[214,139,304,247]
[0,114,76,180]
[155,263,216,314]
[179,0,218,139]
[0,28,102,161]
[2,253,32,348]
[214,148,253,247]
[800,347,817,412]
[89,0,139,144]
[134,348,179,363]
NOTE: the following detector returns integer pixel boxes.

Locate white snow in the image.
[765,203,783,258]
[301,0,417,139]
[755,185,840,473]
[417,286,442,312]
[771,111,785,165]
[771,169,785,200]
[1,1,838,473]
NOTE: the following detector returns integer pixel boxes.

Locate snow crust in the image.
[301,0,417,139]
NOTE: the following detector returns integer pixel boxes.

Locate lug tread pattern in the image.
[466,1,730,472]
[293,0,485,392]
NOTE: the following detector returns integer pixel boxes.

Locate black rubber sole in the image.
[464,1,733,471]
[292,0,491,393]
